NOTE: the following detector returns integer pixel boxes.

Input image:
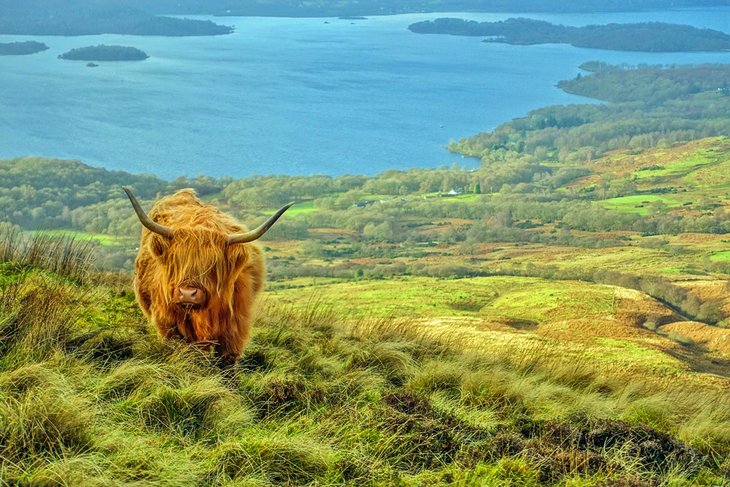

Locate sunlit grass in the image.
[709,250,730,262]
[599,194,684,215]
[263,199,317,218]
[29,229,124,247]
[631,157,713,181]
[268,276,618,322]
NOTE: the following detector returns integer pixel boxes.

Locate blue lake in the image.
[1,9,729,179]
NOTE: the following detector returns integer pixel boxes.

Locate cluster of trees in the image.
[0,157,186,231]
[409,18,730,52]
[451,64,730,164]
[0,41,48,55]
[58,45,149,61]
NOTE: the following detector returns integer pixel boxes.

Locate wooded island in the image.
[58,45,149,61]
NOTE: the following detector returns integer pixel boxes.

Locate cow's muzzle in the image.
[175,286,207,308]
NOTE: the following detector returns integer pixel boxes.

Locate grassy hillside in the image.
[1,218,729,485]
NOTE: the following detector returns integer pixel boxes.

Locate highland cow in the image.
[123,187,292,366]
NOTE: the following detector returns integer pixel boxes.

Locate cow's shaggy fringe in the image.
[0,262,728,484]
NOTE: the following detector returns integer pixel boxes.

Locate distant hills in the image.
[0,0,232,36]
[117,0,730,16]
[1,0,729,37]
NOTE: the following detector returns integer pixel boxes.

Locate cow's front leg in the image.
[214,342,240,369]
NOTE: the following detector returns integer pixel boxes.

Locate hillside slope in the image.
[1,235,729,485]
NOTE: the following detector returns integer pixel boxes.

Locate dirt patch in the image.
[613,288,681,327]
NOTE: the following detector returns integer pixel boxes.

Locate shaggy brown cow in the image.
[123,187,292,366]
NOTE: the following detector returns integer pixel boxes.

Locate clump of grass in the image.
[347,339,417,384]
[131,378,242,439]
[642,320,659,332]
[95,359,171,401]
[0,381,95,464]
[214,433,335,484]
[0,224,95,283]
[0,274,82,362]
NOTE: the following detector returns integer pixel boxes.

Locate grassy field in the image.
[268,275,728,387]
[1,235,729,485]
[544,137,730,218]
[269,276,616,322]
[710,250,730,262]
[264,199,318,218]
[30,229,125,247]
[600,194,685,215]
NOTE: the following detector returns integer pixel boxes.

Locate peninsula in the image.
[408,18,730,52]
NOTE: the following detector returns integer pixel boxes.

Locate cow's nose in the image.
[176,286,206,307]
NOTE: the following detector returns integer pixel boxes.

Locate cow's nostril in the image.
[177,286,206,306]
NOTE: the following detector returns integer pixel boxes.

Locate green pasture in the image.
[599,194,683,215]
[263,199,317,218]
[2,263,728,485]
[267,276,618,324]
[285,199,317,217]
[563,247,683,272]
[709,250,730,262]
[420,192,481,202]
[266,275,718,385]
[632,157,714,182]
[29,229,125,247]
[685,159,730,189]
[539,240,723,278]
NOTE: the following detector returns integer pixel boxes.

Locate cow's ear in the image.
[149,234,170,258]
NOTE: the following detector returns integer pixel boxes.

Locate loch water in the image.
[1,9,729,179]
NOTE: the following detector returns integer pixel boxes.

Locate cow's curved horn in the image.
[227,202,295,245]
[122,187,174,239]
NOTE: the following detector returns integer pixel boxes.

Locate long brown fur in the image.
[133,189,264,365]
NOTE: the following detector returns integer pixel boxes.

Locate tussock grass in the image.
[0,224,95,283]
[0,249,728,485]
